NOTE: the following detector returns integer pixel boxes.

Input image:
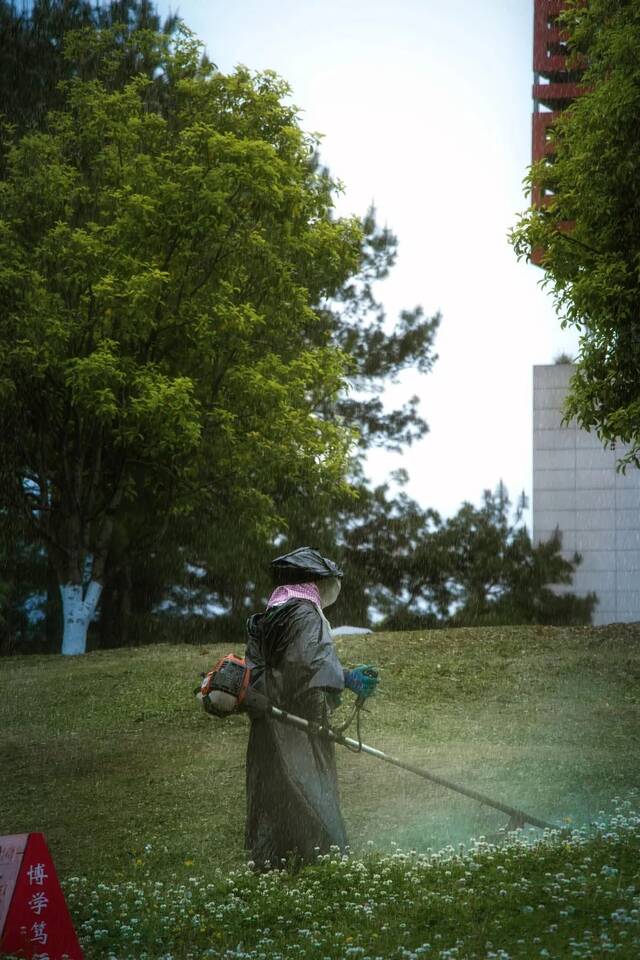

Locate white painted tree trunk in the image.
[60,581,103,656]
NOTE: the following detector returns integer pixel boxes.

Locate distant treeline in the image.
[1,480,596,656]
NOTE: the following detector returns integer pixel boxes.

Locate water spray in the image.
[263,699,554,830]
[196,655,557,832]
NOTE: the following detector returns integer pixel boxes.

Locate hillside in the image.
[2,623,640,882]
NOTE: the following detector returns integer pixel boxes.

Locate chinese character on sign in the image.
[31,920,48,944]
[27,863,49,885]
[28,892,49,916]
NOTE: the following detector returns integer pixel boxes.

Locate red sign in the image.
[0,833,84,960]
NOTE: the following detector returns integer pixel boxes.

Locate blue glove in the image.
[343,664,379,699]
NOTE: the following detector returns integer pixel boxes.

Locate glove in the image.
[343,664,379,699]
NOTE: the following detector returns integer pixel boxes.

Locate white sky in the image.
[160,0,580,522]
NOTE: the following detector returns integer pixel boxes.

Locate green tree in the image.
[0,0,182,134]
[340,484,447,628]
[323,206,439,455]
[375,483,596,629]
[0,29,367,654]
[234,214,440,632]
[0,509,48,655]
[442,484,596,626]
[511,0,640,470]
[0,2,442,654]
[91,209,441,650]
[0,0,188,654]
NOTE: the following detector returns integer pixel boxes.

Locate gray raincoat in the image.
[244,598,347,868]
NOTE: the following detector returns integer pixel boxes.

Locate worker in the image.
[244,546,378,870]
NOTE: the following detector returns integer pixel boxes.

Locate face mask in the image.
[318,577,341,609]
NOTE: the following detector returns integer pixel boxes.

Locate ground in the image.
[2,623,639,879]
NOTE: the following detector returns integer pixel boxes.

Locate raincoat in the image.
[244,597,347,868]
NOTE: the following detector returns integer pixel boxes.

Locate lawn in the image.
[1,623,639,958]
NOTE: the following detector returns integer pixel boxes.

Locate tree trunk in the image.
[119,565,132,646]
[99,564,133,648]
[46,554,61,654]
[59,580,102,656]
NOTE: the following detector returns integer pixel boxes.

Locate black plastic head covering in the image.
[271,546,343,585]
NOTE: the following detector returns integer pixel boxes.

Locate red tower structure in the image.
[531,0,585,210]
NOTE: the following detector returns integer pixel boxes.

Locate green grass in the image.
[2,624,640,878]
[58,808,640,959]
[1,624,640,958]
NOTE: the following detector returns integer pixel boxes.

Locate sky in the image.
[158,0,581,523]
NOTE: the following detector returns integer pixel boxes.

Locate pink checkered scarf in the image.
[267,582,321,608]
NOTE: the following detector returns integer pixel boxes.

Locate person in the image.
[244,546,378,870]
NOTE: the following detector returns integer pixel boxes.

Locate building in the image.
[531,0,585,209]
[532,364,640,624]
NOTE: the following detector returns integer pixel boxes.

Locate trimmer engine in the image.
[197,654,251,717]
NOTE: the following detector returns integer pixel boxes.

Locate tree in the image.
[369,483,596,629]
[89,207,441,650]
[0,28,369,654]
[0,0,188,654]
[0,0,182,134]
[511,0,640,471]
[0,3,443,654]
[442,484,596,626]
[0,509,49,655]
[0,3,442,654]
[322,205,439,455]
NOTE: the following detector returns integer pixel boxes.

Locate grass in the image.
[1,623,640,958]
[59,804,640,959]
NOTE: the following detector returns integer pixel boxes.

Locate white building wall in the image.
[533,364,640,625]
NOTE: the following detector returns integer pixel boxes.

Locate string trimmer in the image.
[195,653,556,832]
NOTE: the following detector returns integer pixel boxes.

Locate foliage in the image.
[214,477,593,634]
[0,0,183,134]
[334,474,447,628]
[111,479,594,642]
[511,0,640,470]
[0,510,48,654]
[0,26,370,647]
[89,211,441,650]
[348,482,596,629]
[0,3,442,652]
[323,205,440,456]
